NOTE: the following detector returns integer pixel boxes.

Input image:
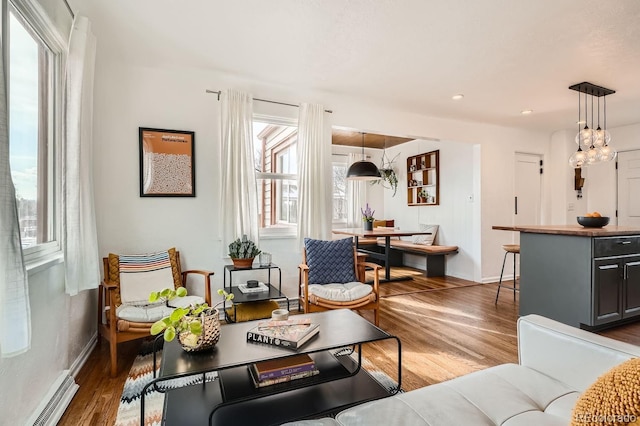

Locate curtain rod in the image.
[63,0,75,18]
[206,90,333,114]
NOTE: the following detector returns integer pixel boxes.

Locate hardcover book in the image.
[248,364,320,388]
[246,319,320,349]
[237,282,269,294]
[252,354,316,381]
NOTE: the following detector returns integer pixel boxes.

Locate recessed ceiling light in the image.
[452,94,464,100]
[520,109,533,115]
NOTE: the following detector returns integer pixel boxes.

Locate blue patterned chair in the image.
[299,238,381,326]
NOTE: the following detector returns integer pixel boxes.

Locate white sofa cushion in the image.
[308,282,372,302]
[334,364,577,426]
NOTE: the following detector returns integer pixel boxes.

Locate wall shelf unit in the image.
[407,150,439,206]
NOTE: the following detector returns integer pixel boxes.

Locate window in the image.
[332,156,347,224]
[7,2,62,258]
[253,117,298,235]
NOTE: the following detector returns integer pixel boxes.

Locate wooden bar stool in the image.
[495,244,520,303]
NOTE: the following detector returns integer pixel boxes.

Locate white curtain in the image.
[346,152,365,228]
[0,28,31,357]
[297,103,332,243]
[62,16,100,296]
[220,89,259,252]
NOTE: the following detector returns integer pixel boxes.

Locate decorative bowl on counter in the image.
[577,216,610,228]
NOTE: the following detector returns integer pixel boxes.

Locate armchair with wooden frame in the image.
[299,237,381,326]
[98,248,213,377]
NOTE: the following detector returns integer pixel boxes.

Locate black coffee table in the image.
[144,309,401,425]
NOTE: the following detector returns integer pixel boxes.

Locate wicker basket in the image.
[178,308,221,352]
[231,257,255,269]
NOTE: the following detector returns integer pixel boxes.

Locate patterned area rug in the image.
[115,344,400,426]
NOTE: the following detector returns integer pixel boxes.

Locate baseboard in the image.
[482,274,516,284]
[70,332,97,378]
[25,333,96,425]
[25,371,78,426]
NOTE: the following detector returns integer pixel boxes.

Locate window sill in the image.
[26,252,64,276]
[259,233,297,240]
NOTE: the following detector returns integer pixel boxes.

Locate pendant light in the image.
[568,82,616,168]
[347,132,381,180]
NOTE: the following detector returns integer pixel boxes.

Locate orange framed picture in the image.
[139,127,195,197]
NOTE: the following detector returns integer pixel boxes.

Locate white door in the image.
[514,153,542,227]
[617,150,640,226]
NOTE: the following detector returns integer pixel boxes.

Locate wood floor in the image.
[59,268,640,425]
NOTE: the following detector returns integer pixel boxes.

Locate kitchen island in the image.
[493,225,640,329]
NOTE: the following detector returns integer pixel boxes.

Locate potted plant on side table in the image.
[150,287,234,352]
[228,234,261,269]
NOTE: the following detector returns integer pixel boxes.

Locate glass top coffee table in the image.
[144,309,401,425]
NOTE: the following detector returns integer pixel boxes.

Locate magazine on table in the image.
[246,318,320,349]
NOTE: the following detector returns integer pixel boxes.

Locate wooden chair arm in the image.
[298,264,309,271]
[181,270,214,306]
[100,279,117,290]
[362,263,380,294]
[362,262,381,270]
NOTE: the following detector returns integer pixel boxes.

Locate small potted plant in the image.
[149,287,234,352]
[228,234,261,269]
[417,189,428,203]
[361,203,375,231]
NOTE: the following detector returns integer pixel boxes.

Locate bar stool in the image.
[495,244,520,303]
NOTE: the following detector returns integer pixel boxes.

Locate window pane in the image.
[254,121,298,230]
[333,163,347,222]
[9,11,52,248]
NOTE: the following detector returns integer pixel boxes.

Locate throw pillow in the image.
[571,357,640,426]
[411,224,439,245]
[386,220,395,227]
[304,238,357,284]
[373,220,387,228]
[111,248,181,305]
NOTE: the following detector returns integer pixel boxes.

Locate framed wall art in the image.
[139,127,195,197]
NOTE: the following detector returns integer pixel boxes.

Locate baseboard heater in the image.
[27,371,79,426]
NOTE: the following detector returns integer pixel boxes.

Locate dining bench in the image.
[376,240,459,277]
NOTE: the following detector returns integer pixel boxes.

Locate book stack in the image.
[249,354,319,388]
[237,281,269,294]
[246,318,320,349]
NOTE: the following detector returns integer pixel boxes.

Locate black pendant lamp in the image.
[347,132,381,180]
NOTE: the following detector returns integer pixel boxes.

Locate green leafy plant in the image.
[149,287,234,343]
[228,234,261,259]
[371,151,399,196]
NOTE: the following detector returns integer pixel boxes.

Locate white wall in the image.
[549,123,640,226]
[0,3,94,424]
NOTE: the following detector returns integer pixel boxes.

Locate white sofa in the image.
[285,314,640,425]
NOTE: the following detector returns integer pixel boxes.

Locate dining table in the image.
[332,227,432,282]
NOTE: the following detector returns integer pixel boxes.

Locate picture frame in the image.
[139,127,195,197]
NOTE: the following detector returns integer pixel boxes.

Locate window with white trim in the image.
[253,117,298,236]
[7,1,63,260]
[332,155,347,225]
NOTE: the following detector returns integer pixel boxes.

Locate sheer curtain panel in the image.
[0,32,31,357]
[297,103,332,242]
[220,89,259,252]
[62,16,100,296]
[346,152,365,228]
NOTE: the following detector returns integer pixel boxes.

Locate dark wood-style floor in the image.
[58,268,640,425]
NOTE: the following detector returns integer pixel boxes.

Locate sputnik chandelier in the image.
[568,82,616,168]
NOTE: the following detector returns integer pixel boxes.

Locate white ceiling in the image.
[74,0,640,134]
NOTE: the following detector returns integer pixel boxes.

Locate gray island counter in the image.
[493,225,640,329]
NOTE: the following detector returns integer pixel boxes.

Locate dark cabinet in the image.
[592,238,640,326]
[623,258,640,317]
[593,259,623,325]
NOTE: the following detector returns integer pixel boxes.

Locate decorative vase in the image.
[231,257,255,269]
[364,221,373,231]
[178,308,221,352]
